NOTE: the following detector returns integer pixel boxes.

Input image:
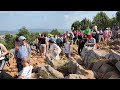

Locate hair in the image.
[41,34,44,37]
[44,34,46,37]
[54,35,55,38]
[15,37,19,42]
[22,57,30,64]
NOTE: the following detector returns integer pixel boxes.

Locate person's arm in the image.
[45,38,47,46]
[69,43,71,52]
[0,44,8,57]
[28,45,32,58]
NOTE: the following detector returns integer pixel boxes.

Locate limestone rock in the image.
[103,71,119,79]
[92,60,108,72]
[98,64,114,76]
[38,65,64,79]
[67,60,79,73]
[115,61,120,72]
[105,49,120,61]
[81,48,109,68]
[65,74,87,79]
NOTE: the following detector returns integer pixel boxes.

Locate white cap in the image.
[18,36,26,41]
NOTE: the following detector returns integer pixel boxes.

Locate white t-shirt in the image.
[64,42,70,54]
[50,43,61,60]
[18,65,33,79]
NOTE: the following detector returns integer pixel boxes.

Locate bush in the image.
[50,29,60,35]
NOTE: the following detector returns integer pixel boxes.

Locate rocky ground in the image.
[2,39,120,79]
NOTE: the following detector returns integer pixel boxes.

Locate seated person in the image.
[16,57,33,79]
[85,34,96,49]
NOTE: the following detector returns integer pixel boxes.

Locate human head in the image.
[18,36,26,44]
[39,33,41,37]
[41,34,44,37]
[49,39,54,45]
[93,25,97,31]
[87,34,92,39]
[21,57,30,66]
[44,34,46,37]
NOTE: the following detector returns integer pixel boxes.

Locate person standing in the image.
[49,40,61,60]
[78,34,87,56]
[63,39,71,58]
[39,34,47,58]
[14,36,31,72]
[92,25,99,49]
[99,29,103,42]
[38,34,41,55]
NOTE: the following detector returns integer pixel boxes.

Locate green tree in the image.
[29,32,39,42]
[16,26,30,42]
[4,34,15,50]
[71,21,81,31]
[116,11,120,26]
[80,18,92,30]
[50,29,60,35]
[92,12,110,30]
[109,17,117,28]
[43,32,49,36]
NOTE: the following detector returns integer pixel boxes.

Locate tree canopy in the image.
[50,29,60,35]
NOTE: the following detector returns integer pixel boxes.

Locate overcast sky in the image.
[0,11,117,31]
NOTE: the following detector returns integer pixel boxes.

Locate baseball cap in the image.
[18,36,26,41]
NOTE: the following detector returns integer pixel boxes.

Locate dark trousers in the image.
[16,58,23,72]
[78,45,84,56]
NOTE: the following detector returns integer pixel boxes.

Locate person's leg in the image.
[40,44,43,57]
[43,44,46,56]
[16,58,23,72]
[78,45,81,56]
[39,44,41,56]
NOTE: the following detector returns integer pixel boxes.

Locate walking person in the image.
[63,38,71,58]
[39,34,47,58]
[99,29,103,42]
[38,34,41,55]
[14,36,31,72]
[92,25,99,49]
[49,39,61,60]
[78,34,87,56]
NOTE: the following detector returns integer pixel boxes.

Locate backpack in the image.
[15,43,29,55]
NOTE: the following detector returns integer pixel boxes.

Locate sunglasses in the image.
[22,39,26,41]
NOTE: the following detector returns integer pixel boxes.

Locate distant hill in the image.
[0,28,71,35]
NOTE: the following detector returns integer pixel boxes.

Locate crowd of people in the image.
[0,24,120,79]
